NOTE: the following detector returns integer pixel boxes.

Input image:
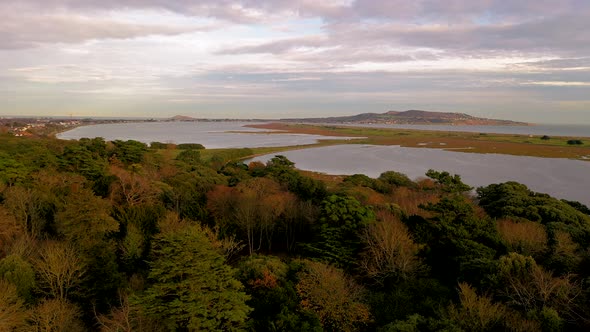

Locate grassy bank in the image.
[244,123,590,160]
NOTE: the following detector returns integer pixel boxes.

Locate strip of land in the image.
[243,123,590,161]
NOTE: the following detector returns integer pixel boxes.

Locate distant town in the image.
[0,115,260,137]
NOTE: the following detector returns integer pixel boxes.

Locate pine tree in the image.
[137,224,251,331]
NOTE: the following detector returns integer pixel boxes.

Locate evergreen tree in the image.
[137,224,251,331]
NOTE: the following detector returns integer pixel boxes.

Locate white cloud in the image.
[525,81,590,87]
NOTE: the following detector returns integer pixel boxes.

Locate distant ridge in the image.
[170,115,197,121]
[282,110,530,126]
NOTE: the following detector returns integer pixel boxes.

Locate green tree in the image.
[176,149,201,164]
[150,141,169,149]
[111,140,148,164]
[59,144,107,180]
[305,195,374,268]
[265,155,327,202]
[408,195,504,287]
[477,182,590,250]
[79,137,107,156]
[53,189,122,314]
[477,182,590,228]
[0,153,28,186]
[426,169,472,193]
[54,188,119,241]
[136,224,251,331]
[177,143,205,150]
[0,255,35,302]
[162,167,227,221]
[378,171,414,188]
[237,255,322,332]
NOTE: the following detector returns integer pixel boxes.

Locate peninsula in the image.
[282,110,530,126]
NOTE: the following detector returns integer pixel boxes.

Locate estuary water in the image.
[57,121,358,148]
[59,121,589,204]
[252,144,590,205]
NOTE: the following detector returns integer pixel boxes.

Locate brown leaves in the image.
[497,219,548,258]
[34,241,85,300]
[360,211,425,283]
[296,260,371,332]
[0,280,29,332]
[207,178,298,254]
[29,298,84,332]
[498,253,583,322]
[391,186,439,217]
[447,283,506,331]
[109,165,161,207]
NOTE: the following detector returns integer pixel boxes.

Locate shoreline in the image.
[246,123,590,161]
[53,120,590,161]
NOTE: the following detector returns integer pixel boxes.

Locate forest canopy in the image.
[0,132,589,331]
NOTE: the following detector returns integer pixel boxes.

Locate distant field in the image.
[243,123,590,160]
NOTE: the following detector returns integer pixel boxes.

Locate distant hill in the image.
[282,110,530,126]
[170,115,197,121]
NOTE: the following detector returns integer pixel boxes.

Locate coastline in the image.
[52,120,590,161]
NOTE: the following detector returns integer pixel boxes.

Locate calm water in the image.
[60,121,589,204]
[332,123,590,137]
[252,145,590,205]
[57,122,358,148]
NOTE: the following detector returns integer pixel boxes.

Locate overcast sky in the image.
[1,0,589,123]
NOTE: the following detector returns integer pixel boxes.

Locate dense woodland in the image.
[1,133,590,331]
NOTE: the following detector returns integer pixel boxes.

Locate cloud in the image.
[0,13,209,49]
[525,81,590,87]
[219,36,329,55]
[10,0,588,23]
[1,0,589,123]
[329,12,590,55]
[515,58,590,73]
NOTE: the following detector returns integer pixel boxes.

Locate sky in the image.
[1,0,590,124]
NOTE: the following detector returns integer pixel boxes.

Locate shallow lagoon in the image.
[253,144,590,205]
[58,122,357,148]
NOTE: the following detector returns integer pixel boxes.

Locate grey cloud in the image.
[216,7,590,58]
[350,0,590,23]
[325,13,590,55]
[3,0,346,23]
[8,0,590,23]
[286,51,419,65]
[0,12,208,49]
[217,35,438,65]
[519,58,590,70]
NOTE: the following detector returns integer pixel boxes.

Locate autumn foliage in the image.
[1,133,590,331]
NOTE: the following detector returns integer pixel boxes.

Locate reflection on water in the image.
[57,122,357,148]
[252,144,590,205]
